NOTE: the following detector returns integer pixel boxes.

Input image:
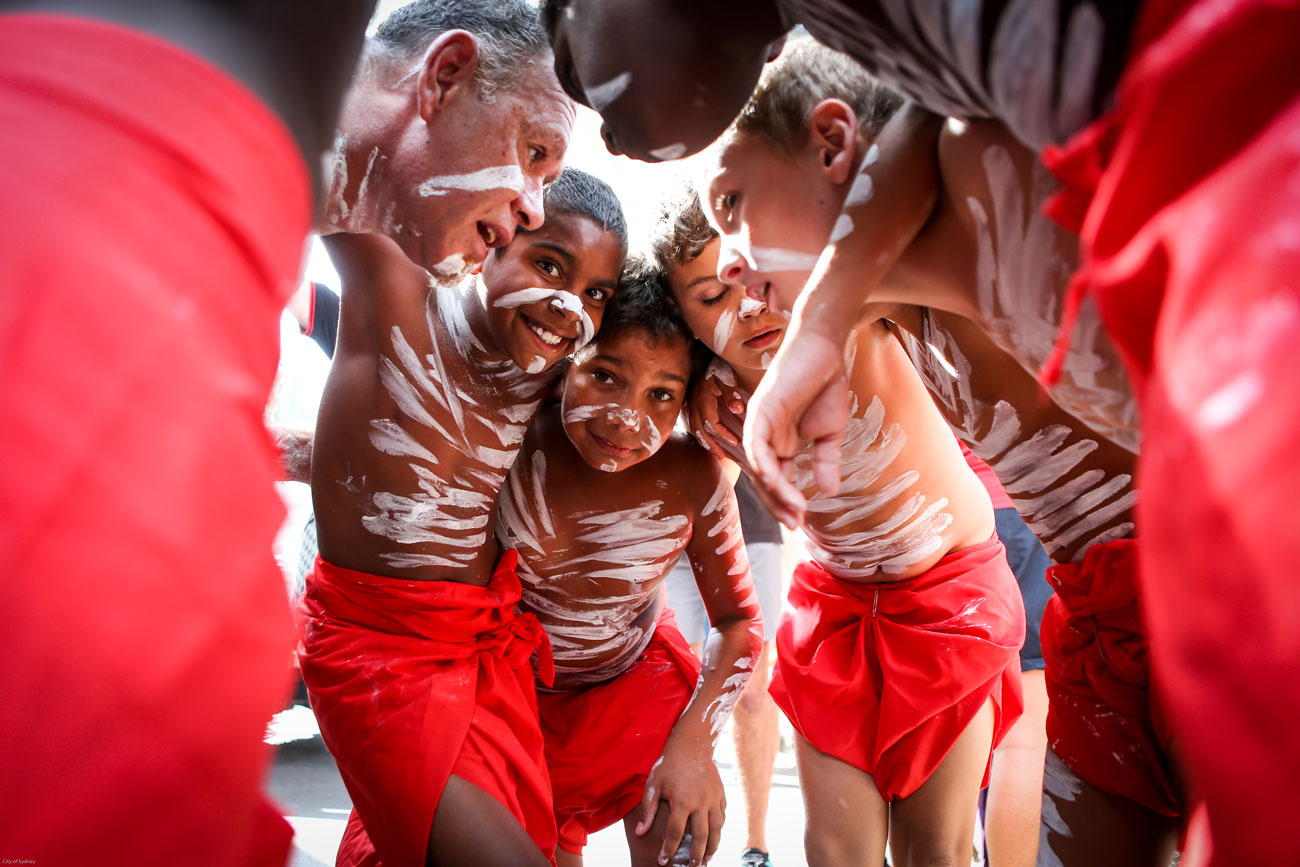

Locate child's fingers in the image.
[658,807,689,865]
[634,786,660,836]
[704,805,724,863]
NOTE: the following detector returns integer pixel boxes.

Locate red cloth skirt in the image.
[1043,1,1300,859]
[770,538,1025,800]
[1041,540,1179,816]
[539,608,702,855]
[0,14,309,866]
[299,552,559,867]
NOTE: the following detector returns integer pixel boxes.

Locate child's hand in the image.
[633,738,726,866]
[744,327,851,528]
[686,361,747,461]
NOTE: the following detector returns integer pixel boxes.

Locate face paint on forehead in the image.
[584,72,631,112]
[495,287,597,349]
[417,165,525,197]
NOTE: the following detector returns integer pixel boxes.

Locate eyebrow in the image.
[531,240,576,269]
[684,274,722,292]
[592,353,688,386]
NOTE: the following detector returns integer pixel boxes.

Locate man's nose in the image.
[716,238,751,286]
[600,122,622,156]
[515,181,545,231]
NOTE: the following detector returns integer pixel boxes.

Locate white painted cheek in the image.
[760,352,773,369]
[648,142,687,161]
[712,309,737,353]
[493,287,558,309]
[585,72,631,112]
[417,165,525,197]
[643,417,663,452]
[575,309,595,350]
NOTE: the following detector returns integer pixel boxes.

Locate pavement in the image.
[267,702,818,867]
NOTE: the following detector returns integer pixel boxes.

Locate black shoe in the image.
[740,848,772,867]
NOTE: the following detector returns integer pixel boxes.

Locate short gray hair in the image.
[374,0,550,97]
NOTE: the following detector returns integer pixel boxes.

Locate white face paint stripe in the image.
[584,72,631,112]
[418,165,524,197]
[749,246,822,274]
[648,142,687,161]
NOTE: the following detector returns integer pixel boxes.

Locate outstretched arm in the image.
[746,102,944,525]
[633,462,761,867]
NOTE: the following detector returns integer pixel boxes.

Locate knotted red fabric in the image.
[770,538,1025,799]
[539,608,703,855]
[0,14,309,865]
[1042,1,1300,859]
[1042,540,1180,817]
[300,551,558,867]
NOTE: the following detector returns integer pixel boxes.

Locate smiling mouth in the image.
[591,433,633,456]
[522,314,572,350]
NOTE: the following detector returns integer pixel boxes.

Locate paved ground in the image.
[267,702,818,867]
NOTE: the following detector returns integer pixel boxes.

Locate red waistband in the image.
[798,535,1008,601]
[0,13,311,307]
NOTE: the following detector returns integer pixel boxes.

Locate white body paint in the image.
[965,143,1140,451]
[649,142,688,161]
[584,72,631,113]
[749,245,823,274]
[417,165,524,197]
[363,278,550,571]
[901,311,1136,562]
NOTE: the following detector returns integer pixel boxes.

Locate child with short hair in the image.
[300,168,627,867]
[652,203,1028,865]
[690,40,1177,865]
[496,262,762,867]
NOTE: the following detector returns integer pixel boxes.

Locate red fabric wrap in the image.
[959,440,1014,510]
[1042,1,1300,859]
[0,15,309,866]
[539,608,703,855]
[770,538,1025,800]
[1041,540,1179,817]
[299,552,558,867]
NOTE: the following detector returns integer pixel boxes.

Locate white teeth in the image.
[482,225,497,245]
[528,321,563,346]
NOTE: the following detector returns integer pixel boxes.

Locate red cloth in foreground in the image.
[1043,1,1300,860]
[1041,540,1179,817]
[959,440,1014,510]
[540,608,702,855]
[0,15,309,866]
[770,538,1025,799]
[299,552,558,867]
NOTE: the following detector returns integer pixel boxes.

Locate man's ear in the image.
[808,99,859,185]
[417,30,480,121]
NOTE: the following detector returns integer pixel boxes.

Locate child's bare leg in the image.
[1038,748,1178,867]
[427,775,551,867]
[794,733,889,866]
[889,698,994,866]
[986,671,1048,866]
[555,849,583,867]
[624,800,695,867]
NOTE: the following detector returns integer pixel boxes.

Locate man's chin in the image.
[427,250,480,286]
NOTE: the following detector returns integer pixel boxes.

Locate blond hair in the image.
[649,183,717,269]
[731,38,903,157]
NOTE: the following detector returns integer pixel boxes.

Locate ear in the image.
[416,30,481,121]
[808,99,859,186]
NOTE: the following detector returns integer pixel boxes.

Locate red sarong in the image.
[539,608,702,855]
[299,552,558,867]
[1041,540,1179,817]
[0,15,309,866]
[770,538,1025,800]
[1043,2,1300,859]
